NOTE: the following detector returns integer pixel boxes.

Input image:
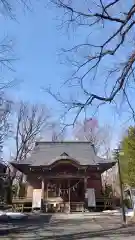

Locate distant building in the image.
[11,141,116,212]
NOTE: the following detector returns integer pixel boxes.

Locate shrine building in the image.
[11,141,116,212]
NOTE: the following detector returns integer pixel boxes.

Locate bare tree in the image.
[0,38,16,88]
[47,0,135,123]
[0,0,32,90]
[13,101,50,164]
[73,118,112,157]
[0,92,12,160]
[8,101,50,197]
[0,0,27,67]
[0,92,13,203]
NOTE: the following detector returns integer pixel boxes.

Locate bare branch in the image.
[0,0,32,19]
[47,0,135,123]
[49,121,66,141]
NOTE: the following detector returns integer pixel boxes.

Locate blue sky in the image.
[1,0,134,158]
[2,2,68,108]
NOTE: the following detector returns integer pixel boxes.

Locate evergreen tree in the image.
[120,127,135,187]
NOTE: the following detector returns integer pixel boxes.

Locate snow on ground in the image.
[0,211,27,220]
[103,209,134,217]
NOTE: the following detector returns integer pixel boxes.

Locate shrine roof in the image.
[12,141,115,167]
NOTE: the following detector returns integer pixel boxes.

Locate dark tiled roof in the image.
[16,141,114,166]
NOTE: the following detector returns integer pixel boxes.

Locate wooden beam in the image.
[40,174,85,179]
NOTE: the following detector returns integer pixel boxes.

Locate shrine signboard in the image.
[87,188,96,207]
[32,189,42,209]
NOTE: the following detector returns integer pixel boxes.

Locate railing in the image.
[11,197,32,212]
[96,197,114,210]
[12,197,32,203]
[11,197,114,212]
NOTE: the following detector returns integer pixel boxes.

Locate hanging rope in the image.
[59,179,82,191]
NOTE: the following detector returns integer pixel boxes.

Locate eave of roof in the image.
[10,141,116,170]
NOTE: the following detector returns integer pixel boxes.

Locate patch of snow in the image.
[0,211,6,216]
[102,210,119,213]
[0,211,9,221]
[5,212,27,219]
[112,208,134,217]
[126,209,134,217]
[113,212,121,216]
[0,211,27,220]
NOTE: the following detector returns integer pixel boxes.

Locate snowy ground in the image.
[0,211,27,221]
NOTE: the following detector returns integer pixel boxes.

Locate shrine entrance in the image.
[47,178,84,201]
[41,158,86,212]
[45,178,85,213]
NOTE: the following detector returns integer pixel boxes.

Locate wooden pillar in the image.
[41,178,45,199]
[84,177,87,212]
[84,177,87,197]
[68,179,71,213]
[46,182,48,199]
[45,182,48,213]
[41,178,45,211]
